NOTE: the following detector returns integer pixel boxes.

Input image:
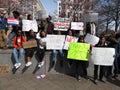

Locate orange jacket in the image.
[13,35,27,48]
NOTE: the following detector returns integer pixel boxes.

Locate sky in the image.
[40,0,57,15]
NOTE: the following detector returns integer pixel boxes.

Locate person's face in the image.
[29,16,33,20]
[30,30,35,36]
[79,39,84,43]
[17,30,22,36]
[100,37,106,44]
[0,12,4,17]
[41,31,46,37]
[68,30,72,36]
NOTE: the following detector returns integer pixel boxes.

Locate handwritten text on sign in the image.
[67,42,90,61]
[64,35,78,50]
[22,40,37,49]
[54,18,70,31]
[91,47,115,66]
[71,22,84,30]
[46,35,65,49]
[22,20,38,32]
[84,34,99,45]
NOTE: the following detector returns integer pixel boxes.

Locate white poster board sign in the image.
[64,35,78,50]
[84,34,99,45]
[22,20,38,32]
[46,35,65,49]
[71,22,84,30]
[91,47,115,66]
[54,18,70,31]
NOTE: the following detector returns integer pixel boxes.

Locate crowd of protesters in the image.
[0,9,120,85]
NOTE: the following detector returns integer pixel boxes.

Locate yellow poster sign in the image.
[67,42,90,61]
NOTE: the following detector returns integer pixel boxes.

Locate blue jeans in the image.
[13,48,24,63]
[52,49,63,61]
[7,32,16,47]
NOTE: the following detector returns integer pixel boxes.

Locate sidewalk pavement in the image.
[0,73,120,90]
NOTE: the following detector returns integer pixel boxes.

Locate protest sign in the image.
[84,34,99,45]
[85,13,98,22]
[54,18,70,31]
[22,40,37,49]
[67,42,90,61]
[46,35,65,49]
[63,35,78,50]
[22,20,38,32]
[7,18,19,25]
[91,47,115,66]
[71,22,84,30]
[0,65,10,74]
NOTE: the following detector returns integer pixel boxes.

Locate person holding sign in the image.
[36,30,47,68]
[75,36,90,81]
[13,28,26,69]
[93,36,108,84]
[7,11,22,48]
[51,31,64,67]
[25,30,37,67]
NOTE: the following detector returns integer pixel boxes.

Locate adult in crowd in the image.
[51,31,64,68]
[45,15,54,34]
[36,30,47,68]
[13,28,26,69]
[0,9,7,48]
[6,11,22,48]
[25,30,37,67]
[93,36,108,84]
[76,36,90,81]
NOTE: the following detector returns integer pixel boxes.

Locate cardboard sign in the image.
[0,65,10,74]
[84,34,99,45]
[22,20,38,32]
[22,40,37,49]
[67,42,90,61]
[71,22,84,30]
[64,35,78,50]
[46,35,65,49]
[7,18,19,25]
[91,47,115,66]
[54,18,70,31]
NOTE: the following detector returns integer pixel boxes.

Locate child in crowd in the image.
[76,36,90,81]
[36,30,47,68]
[13,27,26,69]
[25,30,37,67]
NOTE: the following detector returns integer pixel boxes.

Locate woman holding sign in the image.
[25,30,37,67]
[93,36,108,84]
[76,36,90,81]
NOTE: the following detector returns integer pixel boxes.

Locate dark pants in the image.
[76,60,88,77]
[94,65,106,80]
[36,49,45,62]
[25,48,36,58]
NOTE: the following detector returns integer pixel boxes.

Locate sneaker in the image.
[76,75,81,81]
[14,63,18,67]
[38,61,44,68]
[94,80,98,85]
[15,63,21,69]
[25,62,32,67]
